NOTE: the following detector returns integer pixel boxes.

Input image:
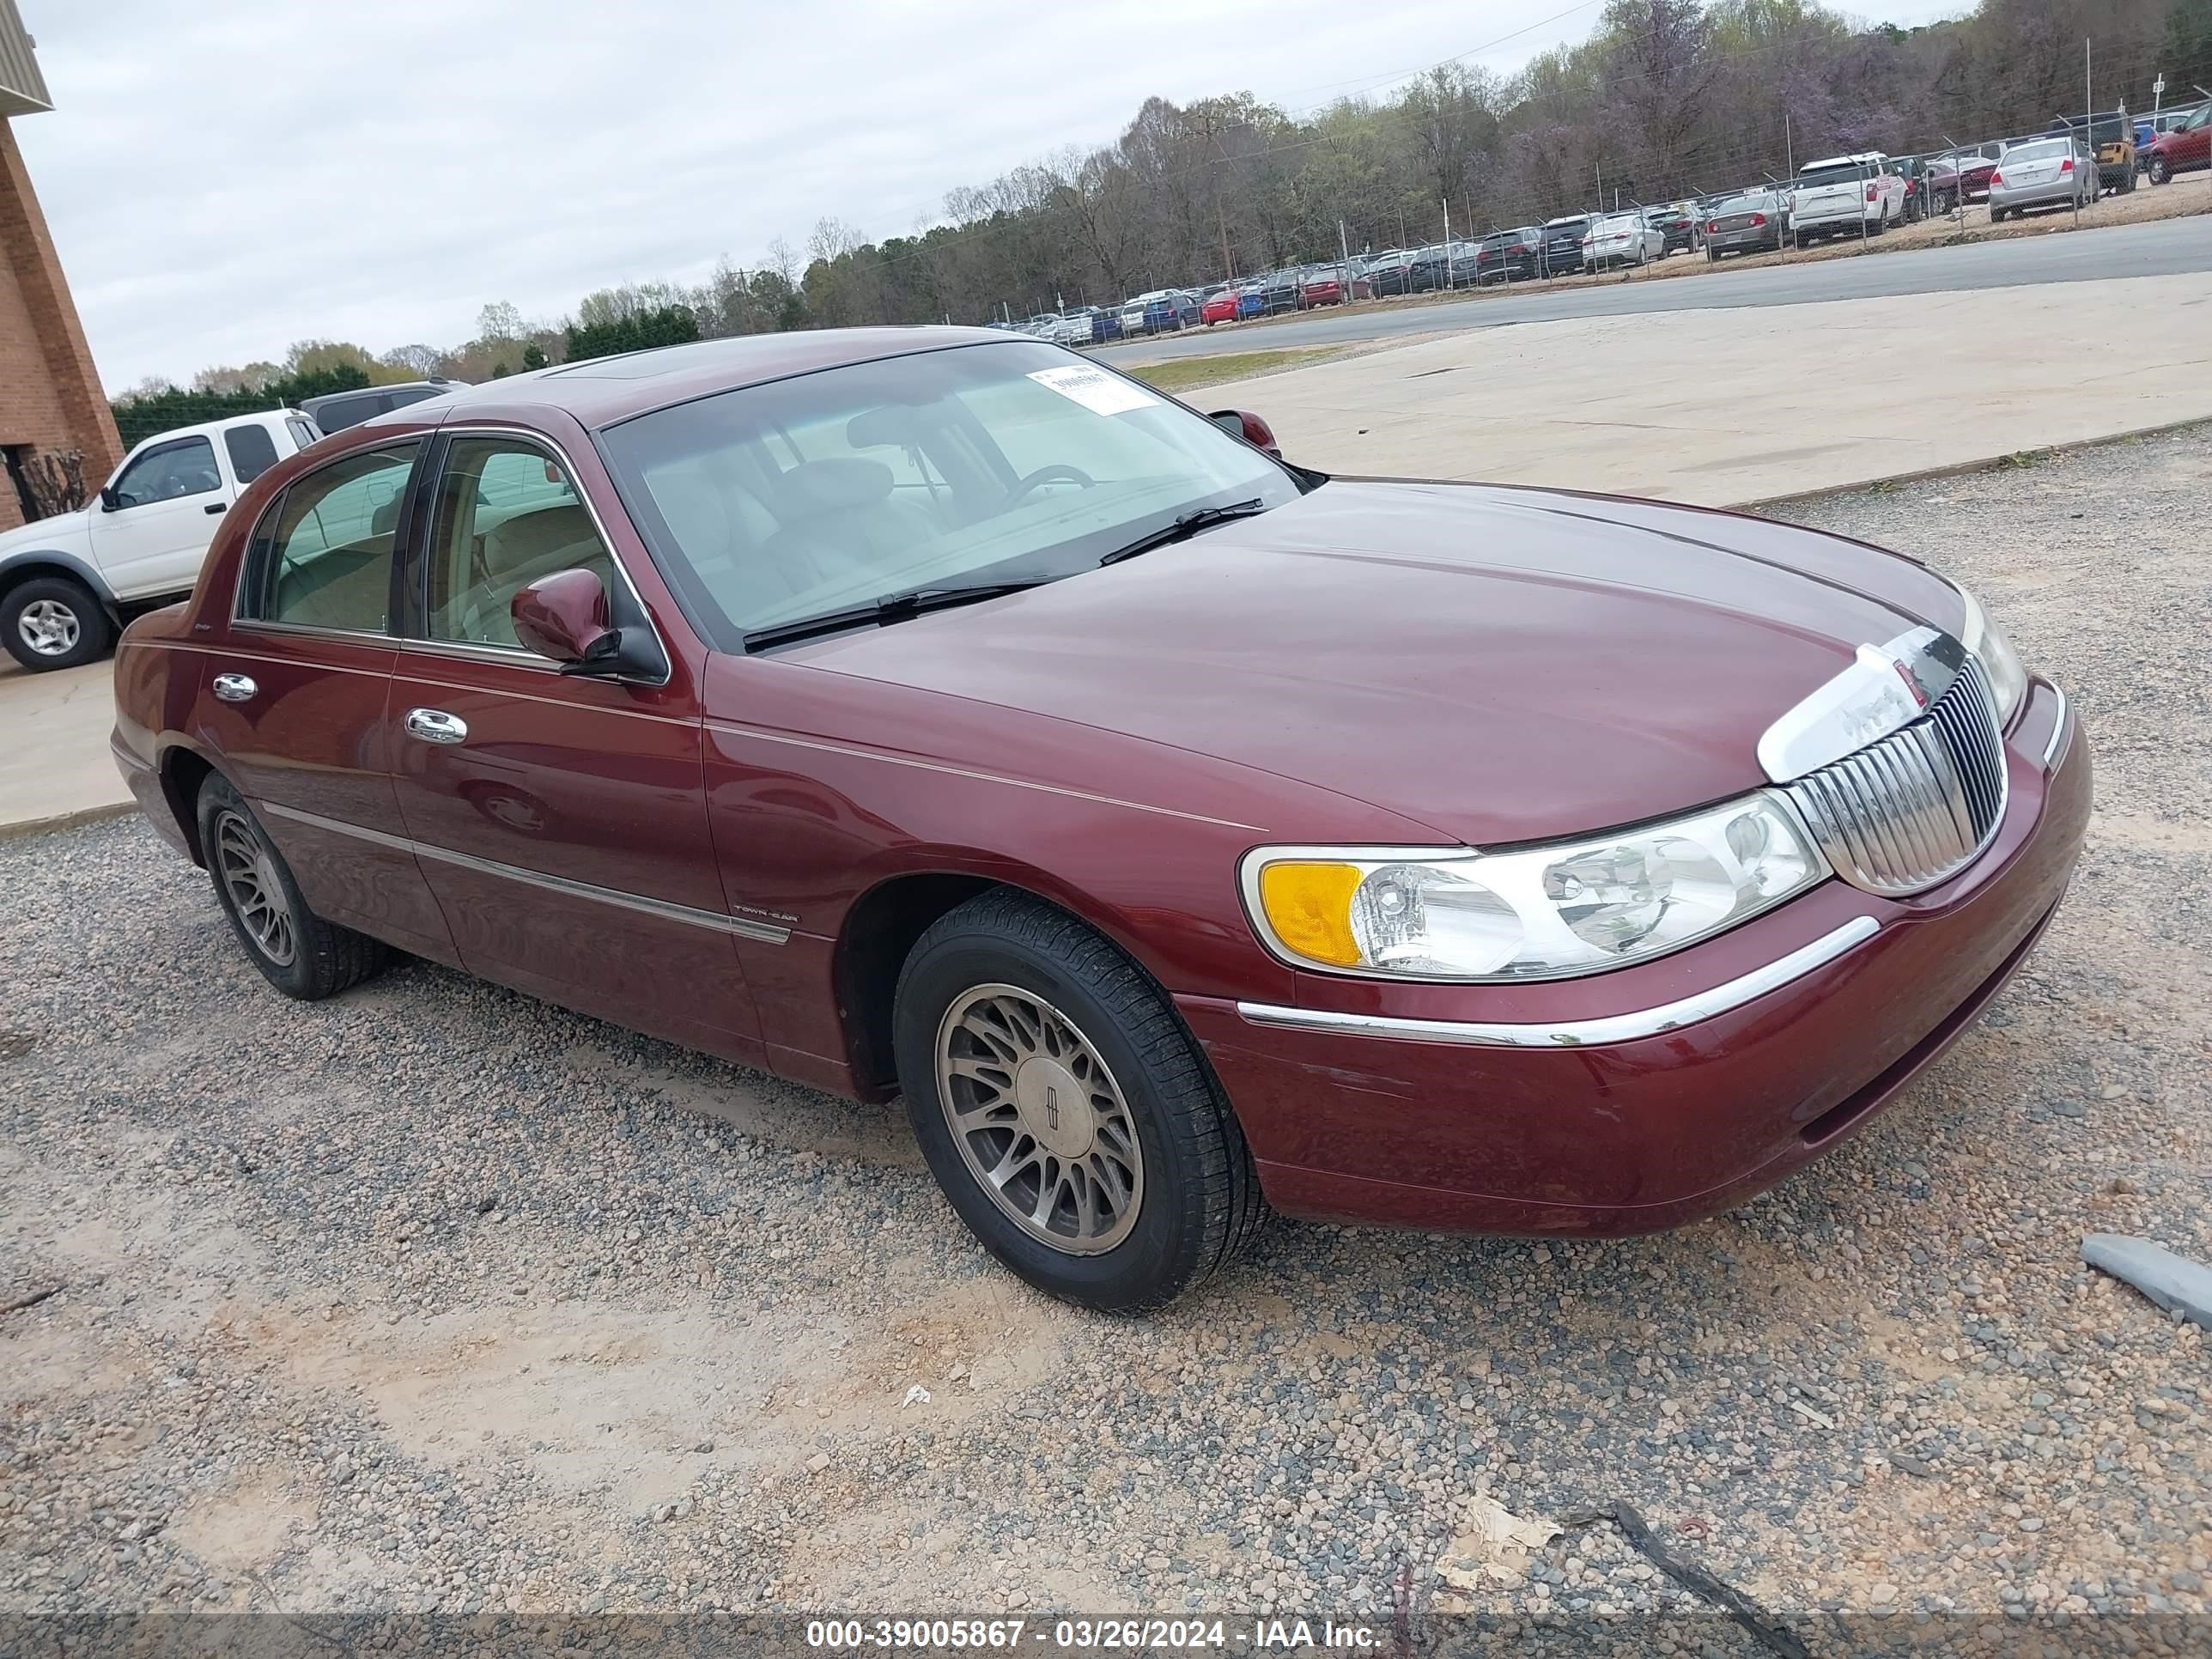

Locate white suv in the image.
[0,409,321,672]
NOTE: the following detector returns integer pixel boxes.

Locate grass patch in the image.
[1127,348,1338,395]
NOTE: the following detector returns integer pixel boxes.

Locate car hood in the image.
[0,504,94,560]
[767,481,1967,847]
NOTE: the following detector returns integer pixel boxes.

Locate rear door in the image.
[86,433,234,599]
[206,437,459,965]
[383,427,764,1064]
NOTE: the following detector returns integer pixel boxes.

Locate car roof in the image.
[129,406,301,448]
[356,327,1016,434]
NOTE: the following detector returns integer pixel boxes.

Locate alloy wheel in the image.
[214,811,297,966]
[16,599,80,658]
[934,983,1144,1255]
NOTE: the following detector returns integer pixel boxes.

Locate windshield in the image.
[598,340,1301,649]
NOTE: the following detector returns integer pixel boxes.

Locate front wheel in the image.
[2149,155,2171,185]
[197,774,388,1000]
[894,890,1263,1313]
[3,574,112,672]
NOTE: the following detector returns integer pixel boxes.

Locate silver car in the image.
[1988,137,2099,221]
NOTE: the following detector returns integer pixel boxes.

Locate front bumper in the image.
[1179,680,2086,1236]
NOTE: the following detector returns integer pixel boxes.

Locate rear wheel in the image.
[894,890,1263,1313]
[197,774,388,1000]
[2,574,112,672]
[2149,155,2171,185]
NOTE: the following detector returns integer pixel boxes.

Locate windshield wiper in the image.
[743,580,1051,652]
[1097,498,1268,567]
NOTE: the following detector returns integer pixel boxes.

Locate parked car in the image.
[1260,269,1306,313]
[2144,102,2212,185]
[1583,212,1665,270]
[1644,201,1698,254]
[1116,297,1152,337]
[1988,136,2099,221]
[300,379,465,435]
[1538,215,1594,276]
[1473,227,1542,283]
[1,408,322,671]
[1365,252,1418,296]
[2046,110,2137,193]
[1700,191,1790,260]
[1789,153,1907,243]
[110,327,2087,1312]
[1407,243,1477,291]
[1235,283,1268,320]
[1200,287,1243,325]
[1298,263,1366,307]
[1143,291,1200,333]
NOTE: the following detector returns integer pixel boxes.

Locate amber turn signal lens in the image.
[1255,861,1365,967]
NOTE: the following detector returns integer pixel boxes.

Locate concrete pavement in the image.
[1202,270,2212,505]
[0,659,128,836]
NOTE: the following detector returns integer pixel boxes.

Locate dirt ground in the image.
[3,430,2209,1655]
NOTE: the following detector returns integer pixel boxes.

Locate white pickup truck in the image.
[1788,152,1907,245]
[0,408,323,672]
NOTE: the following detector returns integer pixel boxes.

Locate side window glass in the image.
[424,438,610,647]
[112,437,222,507]
[287,416,320,453]
[222,423,281,484]
[242,442,417,631]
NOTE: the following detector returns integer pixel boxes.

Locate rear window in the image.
[1796,162,1873,186]
[2004,140,2072,163]
[222,422,281,484]
[309,392,389,433]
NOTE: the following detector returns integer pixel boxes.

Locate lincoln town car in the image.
[111,329,2087,1311]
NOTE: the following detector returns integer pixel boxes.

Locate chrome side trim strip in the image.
[1234,915,1880,1049]
[2042,683,2071,769]
[259,801,788,944]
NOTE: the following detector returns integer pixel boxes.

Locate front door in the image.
[209,437,459,966]
[383,431,764,1064]
[88,432,234,598]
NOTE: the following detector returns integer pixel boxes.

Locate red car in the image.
[2145,104,2211,184]
[1200,288,1241,325]
[112,330,2087,1312]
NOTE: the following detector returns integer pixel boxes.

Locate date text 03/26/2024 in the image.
[805,1617,1382,1650]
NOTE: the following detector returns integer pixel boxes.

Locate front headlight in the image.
[1243,793,1830,982]
[1954,583,2027,725]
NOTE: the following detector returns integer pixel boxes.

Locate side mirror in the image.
[99,487,122,513]
[510,568,625,675]
[1207,408,1282,460]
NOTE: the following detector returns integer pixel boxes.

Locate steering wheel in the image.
[1006,464,1097,506]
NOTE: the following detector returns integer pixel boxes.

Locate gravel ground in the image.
[3,429,2209,1656]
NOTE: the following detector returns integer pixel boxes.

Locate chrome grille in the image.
[1784,657,2008,896]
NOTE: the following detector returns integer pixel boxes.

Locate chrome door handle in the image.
[211,673,258,702]
[403,708,468,744]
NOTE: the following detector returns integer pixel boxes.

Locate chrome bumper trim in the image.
[1235,915,1881,1049]
[260,800,790,945]
[2042,683,2071,769]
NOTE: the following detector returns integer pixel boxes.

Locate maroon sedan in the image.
[111,329,2087,1312]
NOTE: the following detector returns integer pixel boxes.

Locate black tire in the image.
[893,890,1263,1314]
[2,574,113,672]
[196,773,387,1001]
[2149,155,2170,185]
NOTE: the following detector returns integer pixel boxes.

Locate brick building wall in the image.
[0,113,122,533]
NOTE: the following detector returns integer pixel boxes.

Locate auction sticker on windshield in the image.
[1027,364,1160,416]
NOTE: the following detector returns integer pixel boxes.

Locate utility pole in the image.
[2078,36,2091,228]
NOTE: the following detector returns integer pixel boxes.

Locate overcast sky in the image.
[17,0,1964,392]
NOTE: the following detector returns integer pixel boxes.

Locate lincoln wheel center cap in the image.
[1012,1056,1097,1160]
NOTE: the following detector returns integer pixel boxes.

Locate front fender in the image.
[0,541,115,610]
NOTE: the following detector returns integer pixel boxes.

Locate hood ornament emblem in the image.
[1758,625,1966,783]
